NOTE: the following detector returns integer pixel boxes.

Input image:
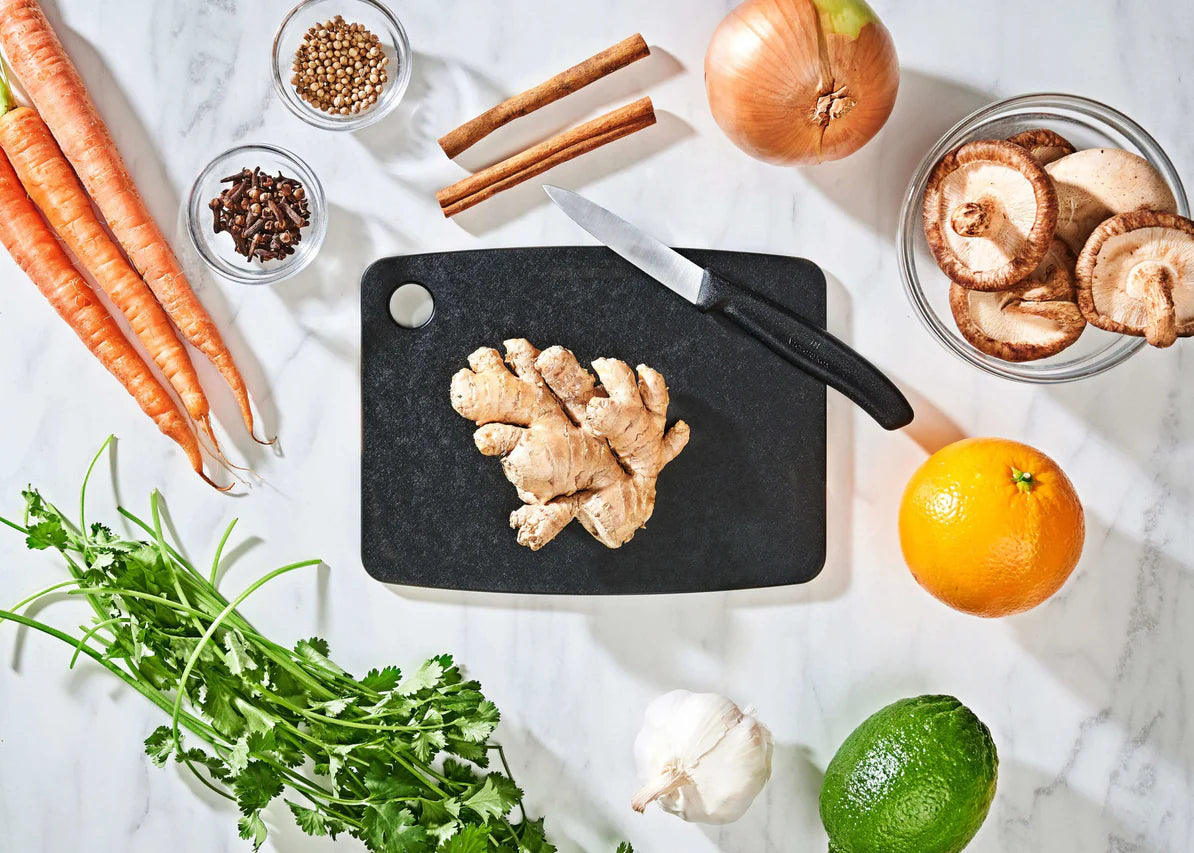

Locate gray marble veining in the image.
[1,0,1191,851]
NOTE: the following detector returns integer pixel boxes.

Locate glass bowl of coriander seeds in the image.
[187,144,327,285]
[271,0,412,132]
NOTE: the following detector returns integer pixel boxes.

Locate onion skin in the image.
[705,0,899,165]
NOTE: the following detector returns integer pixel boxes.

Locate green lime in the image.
[819,695,998,853]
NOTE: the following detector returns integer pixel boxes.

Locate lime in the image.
[820,695,998,853]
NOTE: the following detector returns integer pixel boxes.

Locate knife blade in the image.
[544,185,914,431]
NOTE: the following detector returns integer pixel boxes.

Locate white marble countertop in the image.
[1,1,1192,851]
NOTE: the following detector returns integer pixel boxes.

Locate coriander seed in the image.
[291,14,389,117]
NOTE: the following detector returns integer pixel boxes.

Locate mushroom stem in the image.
[1130,262,1178,347]
[950,199,995,237]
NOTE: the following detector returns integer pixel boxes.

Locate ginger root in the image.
[450,339,690,550]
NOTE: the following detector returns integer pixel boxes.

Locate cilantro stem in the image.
[150,492,205,636]
[210,517,238,587]
[68,587,217,623]
[0,607,225,747]
[79,434,114,547]
[0,514,28,535]
[168,560,323,750]
[120,505,344,702]
[491,743,529,824]
[69,616,125,668]
[3,459,586,853]
[4,578,84,614]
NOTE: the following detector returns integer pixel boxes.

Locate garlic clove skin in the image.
[632,689,774,824]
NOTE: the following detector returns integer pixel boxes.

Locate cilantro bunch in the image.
[0,439,630,853]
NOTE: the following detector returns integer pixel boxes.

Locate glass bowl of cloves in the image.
[187,143,327,285]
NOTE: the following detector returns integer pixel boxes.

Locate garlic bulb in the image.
[631,689,773,824]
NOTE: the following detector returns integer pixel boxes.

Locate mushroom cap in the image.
[950,239,1085,362]
[1076,210,1194,348]
[1007,129,1076,165]
[1046,148,1177,254]
[923,139,1058,291]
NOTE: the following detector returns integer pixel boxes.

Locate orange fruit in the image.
[898,437,1084,617]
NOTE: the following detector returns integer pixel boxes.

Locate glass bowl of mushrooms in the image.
[898,93,1190,382]
[271,0,412,132]
[186,143,327,285]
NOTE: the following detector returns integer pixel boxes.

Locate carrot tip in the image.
[252,432,278,446]
[198,469,234,492]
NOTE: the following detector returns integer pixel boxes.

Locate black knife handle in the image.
[697,270,914,430]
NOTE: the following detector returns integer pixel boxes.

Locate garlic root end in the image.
[630,766,689,813]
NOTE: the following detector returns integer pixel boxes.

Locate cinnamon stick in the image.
[438,34,650,159]
[437,97,656,218]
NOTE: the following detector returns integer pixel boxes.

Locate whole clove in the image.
[210,167,311,263]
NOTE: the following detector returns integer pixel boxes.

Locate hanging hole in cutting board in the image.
[389,282,435,328]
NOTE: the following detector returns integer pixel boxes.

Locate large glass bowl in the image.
[186,143,327,286]
[271,0,412,132]
[898,94,1189,383]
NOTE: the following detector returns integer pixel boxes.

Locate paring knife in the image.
[544,186,915,430]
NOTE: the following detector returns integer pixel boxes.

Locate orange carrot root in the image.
[0,148,218,487]
[0,0,267,443]
[0,105,221,452]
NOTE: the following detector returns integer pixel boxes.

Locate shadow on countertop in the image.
[971,758,1162,853]
[1010,510,1194,827]
[357,48,690,233]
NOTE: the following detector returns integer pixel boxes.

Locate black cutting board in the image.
[361,247,826,594]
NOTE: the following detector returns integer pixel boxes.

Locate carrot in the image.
[0,147,220,487]
[0,101,220,447]
[0,0,269,443]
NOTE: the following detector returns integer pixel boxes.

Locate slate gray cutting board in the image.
[361,247,827,594]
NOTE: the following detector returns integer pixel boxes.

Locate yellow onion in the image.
[705,0,899,165]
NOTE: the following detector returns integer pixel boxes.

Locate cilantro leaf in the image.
[25,519,68,551]
[442,759,479,785]
[228,735,251,776]
[396,659,443,696]
[144,726,174,767]
[411,728,448,762]
[517,818,557,853]
[235,697,278,735]
[295,637,349,677]
[455,700,499,742]
[361,803,429,853]
[615,845,635,853]
[179,746,231,783]
[311,696,353,717]
[420,799,461,846]
[442,824,489,853]
[287,800,329,837]
[222,631,259,676]
[238,812,268,851]
[364,759,423,800]
[360,665,402,693]
[233,761,283,815]
[200,678,245,739]
[461,774,520,823]
[444,738,490,766]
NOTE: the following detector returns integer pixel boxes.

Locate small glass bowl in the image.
[187,144,327,286]
[898,94,1189,383]
[271,0,412,132]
